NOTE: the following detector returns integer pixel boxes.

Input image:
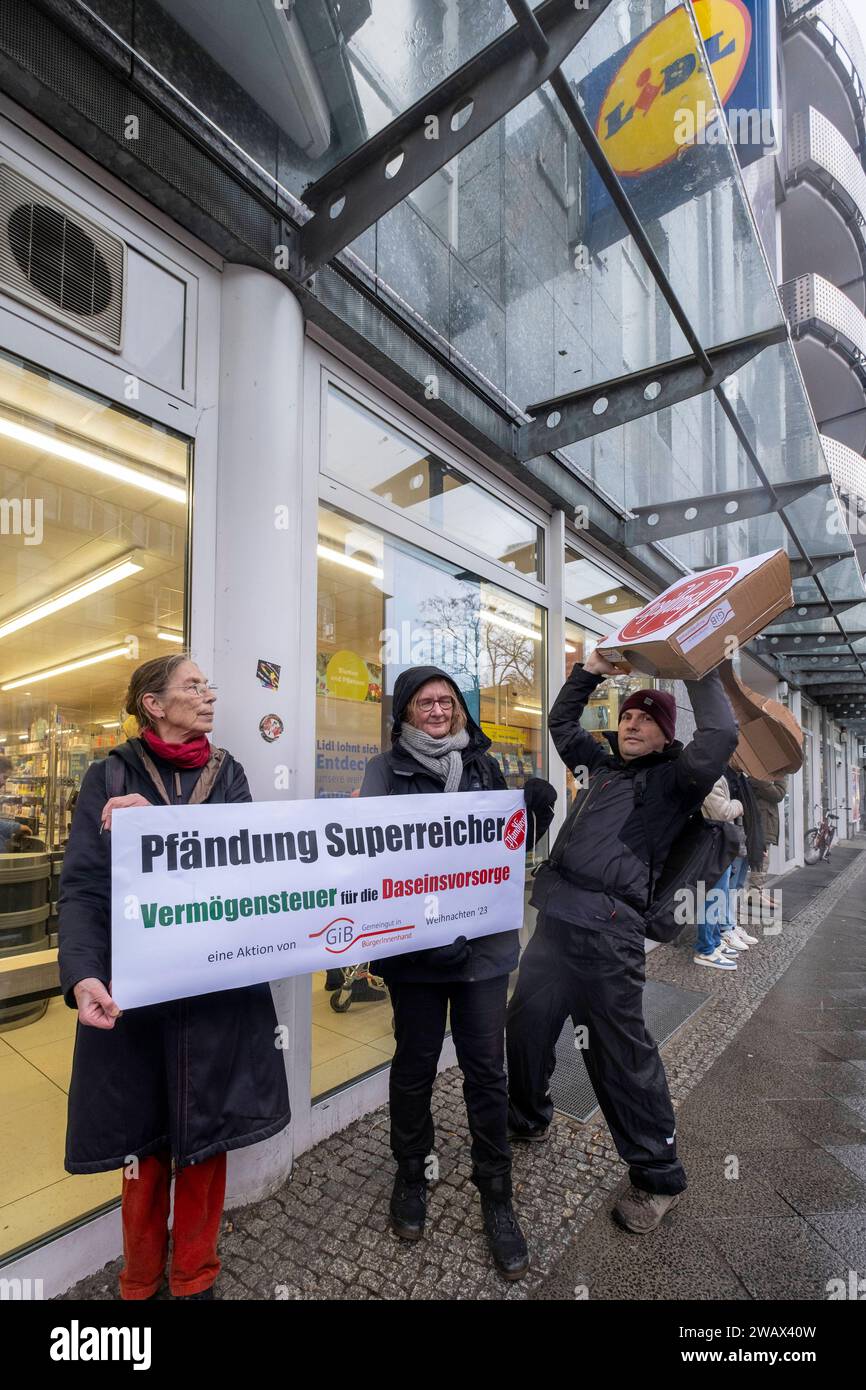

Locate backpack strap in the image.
[106,753,126,799]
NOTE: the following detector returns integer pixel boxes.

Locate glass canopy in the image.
[85,0,866,689]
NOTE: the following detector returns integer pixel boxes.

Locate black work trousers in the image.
[505,914,686,1197]
[388,975,511,1199]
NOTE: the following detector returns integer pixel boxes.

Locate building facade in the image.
[1,0,865,1292]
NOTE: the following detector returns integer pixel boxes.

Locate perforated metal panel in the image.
[548,979,709,1124]
[0,163,125,349]
[782,272,866,363]
[790,106,866,226]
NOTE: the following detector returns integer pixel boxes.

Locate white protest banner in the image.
[110,790,527,1008]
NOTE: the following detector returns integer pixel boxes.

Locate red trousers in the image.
[119,1150,226,1299]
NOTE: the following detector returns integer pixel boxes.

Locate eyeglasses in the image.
[160,681,217,698]
[416,696,454,713]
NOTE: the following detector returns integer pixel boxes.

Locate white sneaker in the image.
[694,950,737,970]
[721,929,748,951]
[737,927,759,946]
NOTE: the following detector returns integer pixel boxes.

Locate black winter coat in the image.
[532,665,738,937]
[58,739,291,1173]
[360,666,554,984]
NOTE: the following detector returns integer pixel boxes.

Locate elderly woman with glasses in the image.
[58,654,291,1301]
[360,665,556,1281]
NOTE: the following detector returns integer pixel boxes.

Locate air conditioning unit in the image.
[0,164,125,350]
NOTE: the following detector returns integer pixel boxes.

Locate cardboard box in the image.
[720,662,804,778]
[596,550,794,679]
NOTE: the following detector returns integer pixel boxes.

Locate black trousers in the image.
[505,914,686,1197]
[388,975,511,1198]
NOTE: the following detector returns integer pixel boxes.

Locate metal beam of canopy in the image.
[753,631,866,652]
[786,553,858,579]
[623,476,827,547]
[297,0,611,277]
[785,665,864,675]
[804,690,866,700]
[766,600,866,625]
[794,672,866,685]
[784,655,865,665]
[515,325,788,460]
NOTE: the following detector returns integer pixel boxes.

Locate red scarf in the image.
[140,728,212,768]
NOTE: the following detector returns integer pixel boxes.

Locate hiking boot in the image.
[480,1195,530,1281]
[390,1173,427,1240]
[508,1124,550,1144]
[613,1185,680,1234]
[350,977,387,1004]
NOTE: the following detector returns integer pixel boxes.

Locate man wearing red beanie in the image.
[506,649,738,1233]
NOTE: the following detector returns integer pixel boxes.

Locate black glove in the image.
[424,936,471,969]
[523,776,557,814]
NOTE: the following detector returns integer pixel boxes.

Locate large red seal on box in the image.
[618,568,738,641]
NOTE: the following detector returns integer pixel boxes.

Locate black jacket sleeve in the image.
[224,756,252,804]
[673,669,739,802]
[359,754,392,797]
[58,759,112,1008]
[549,665,611,775]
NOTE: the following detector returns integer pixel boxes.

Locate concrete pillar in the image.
[211,265,309,1208]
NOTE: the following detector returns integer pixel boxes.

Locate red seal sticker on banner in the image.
[616,566,739,642]
[504,808,527,850]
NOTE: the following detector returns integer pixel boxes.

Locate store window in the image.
[325,385,543,581]
[313,503,546,1099]
[0,352,189,1258]
[564,544,644,622]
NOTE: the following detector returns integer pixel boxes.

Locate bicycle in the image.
[804,806,839,864]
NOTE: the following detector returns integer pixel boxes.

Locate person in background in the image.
[360,665,556,1282]
[723,763,763,950]
[694,774,743,971]
[59,654,291,1301]
[748,775,787,913]
[0,755,34,851]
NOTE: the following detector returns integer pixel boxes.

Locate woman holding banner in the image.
[58,654,291,1301]
[361,665,555,1281]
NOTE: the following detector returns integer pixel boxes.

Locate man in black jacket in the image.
[506,650,738,1233]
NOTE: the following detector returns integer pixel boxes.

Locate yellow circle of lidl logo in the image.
[597,0,752,177]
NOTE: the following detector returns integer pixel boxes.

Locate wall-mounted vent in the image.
[0,164,125,350]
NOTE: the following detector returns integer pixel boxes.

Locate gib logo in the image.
[311,916,358,952]
[597,0,751,176]
[504,809,526,851]
[308,916,409,953]
[617,567,737,642]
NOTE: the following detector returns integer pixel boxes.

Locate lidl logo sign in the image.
[597,0,752,176]
[580,0,774,252]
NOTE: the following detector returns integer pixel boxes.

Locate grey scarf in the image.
[399,724,470,793]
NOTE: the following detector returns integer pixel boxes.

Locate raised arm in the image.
[549,654,614,775]
[674,668,739,800]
